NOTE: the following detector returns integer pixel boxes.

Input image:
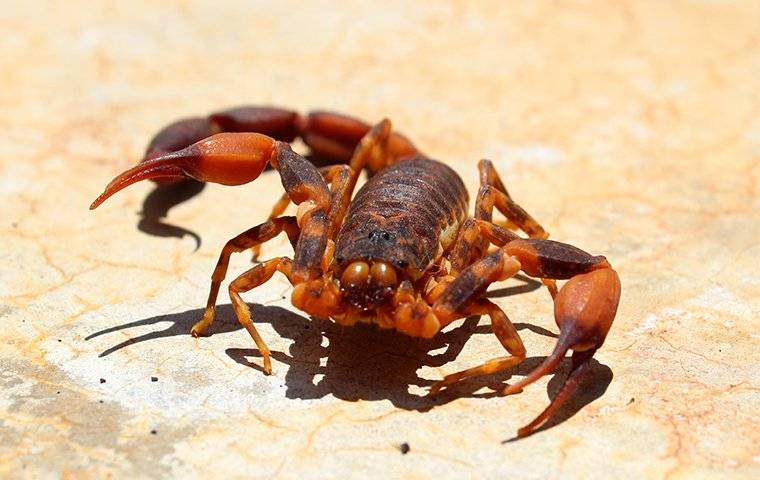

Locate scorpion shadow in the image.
[136,180,205,251]
[87,276,612,438]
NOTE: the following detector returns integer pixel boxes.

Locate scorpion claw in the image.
[514,349,595,437]
[91,133,277,209]
[90,156,186,210]
[504,267,621,436]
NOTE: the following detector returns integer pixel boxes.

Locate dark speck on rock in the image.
[99,378,106,384]
[151,376,158,382]
[400,442,410,454]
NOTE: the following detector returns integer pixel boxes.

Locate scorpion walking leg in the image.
[476,159,557,296]
[429,299,526,394]
[448,218,521,274]
[192,217,300,337]
[428,250,524,389]
[327,119,393,226]
[476,159,548,238]
[256,118,406,262]
[227,257,295,375]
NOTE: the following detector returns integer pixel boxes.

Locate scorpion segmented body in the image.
[335,157,467,304]
[91,105,621,437]
[337,158,467,273]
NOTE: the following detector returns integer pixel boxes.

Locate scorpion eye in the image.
[395,259,409,269]
[368,230,392,243]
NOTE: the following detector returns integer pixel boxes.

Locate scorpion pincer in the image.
[91,106,621,437]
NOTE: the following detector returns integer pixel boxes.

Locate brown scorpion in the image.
[90,106,621,437]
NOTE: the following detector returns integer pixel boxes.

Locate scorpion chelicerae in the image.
[91,106,621,437]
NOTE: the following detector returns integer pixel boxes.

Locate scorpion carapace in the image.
[91,106,621,438]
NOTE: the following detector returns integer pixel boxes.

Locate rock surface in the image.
[1,1,758,478]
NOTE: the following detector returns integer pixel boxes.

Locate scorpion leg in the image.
[476,159,558,297]
[448,218,521,274]
[429,299,526,394]
[476,159,548,239]
[428,249,524,386]
[330,119,393,223]
[191,217,299,337]
[227,257,295,375]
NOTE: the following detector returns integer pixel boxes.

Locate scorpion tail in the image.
[90,133,276,210]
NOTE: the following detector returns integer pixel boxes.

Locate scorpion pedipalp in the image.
[90,132,277,210]
[503,266,621,436]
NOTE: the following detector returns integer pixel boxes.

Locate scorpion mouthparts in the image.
[89,156,188,210]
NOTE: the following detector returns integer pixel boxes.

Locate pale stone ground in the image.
[1,1,758,478]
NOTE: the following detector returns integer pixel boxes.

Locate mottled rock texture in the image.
[1,1,758,478]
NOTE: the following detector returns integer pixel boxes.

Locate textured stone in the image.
[1,1,758,478]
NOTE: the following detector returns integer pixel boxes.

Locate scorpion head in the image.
[333,223,426,312]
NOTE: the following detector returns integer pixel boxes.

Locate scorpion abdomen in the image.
[334,157,468,278]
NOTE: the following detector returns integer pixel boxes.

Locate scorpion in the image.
[90,106,621,437]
